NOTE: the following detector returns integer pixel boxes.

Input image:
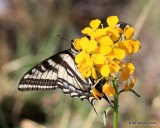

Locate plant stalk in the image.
[112,78,119,128]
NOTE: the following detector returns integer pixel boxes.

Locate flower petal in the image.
[92,54,106,65]
[75,51,85,63]
[125,63,135,74]
[107,16,119,28]
[99,36,113,46]
[79,37,89,51]
[124,82,129,91]
[85,69,91,77]
[124,27,134,39]
[120,63,135,81]
[100,64,110,77]
[125,81,134,91]
[91,67,97,79]
[85,54,93,66]
[106,27,120,41]
[81,27,92,35]
[120,69,130,81]
[99,46,112,55]
[130,40,141,53]
[87,39,97,53]
[90,19,101,30]
[91,28,106,38]
[102,83,115,96]
[123,40,133,54]
[109,60,120,73]
[74,39,81,51]
[113,48,126,59]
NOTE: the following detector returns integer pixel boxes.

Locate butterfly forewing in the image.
[18,50,96,104]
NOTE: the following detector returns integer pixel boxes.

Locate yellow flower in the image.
[102,83,115,96]
[98,36,113,55]
[74,16,140,96]
[122,40,141,54]
[105,16,120,41]
[120,63,135,81]
[81,19,103,38]
[76,52,98,78]
[79,37,98,53]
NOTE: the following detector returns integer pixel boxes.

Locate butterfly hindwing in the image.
[18,50,96,104]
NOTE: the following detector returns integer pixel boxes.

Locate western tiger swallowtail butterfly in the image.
[18,22,130,113]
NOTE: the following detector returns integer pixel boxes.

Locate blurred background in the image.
[0,0,159,128]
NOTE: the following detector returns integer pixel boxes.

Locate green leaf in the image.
[103,106,112,126]
[130,89,141,97]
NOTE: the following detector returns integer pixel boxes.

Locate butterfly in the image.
[18,22,130,113]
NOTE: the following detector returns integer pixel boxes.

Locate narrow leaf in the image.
[130,89,141,97]
[103,106,112,126]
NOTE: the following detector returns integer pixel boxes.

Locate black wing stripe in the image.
[66,56,87,91]
[58,78,93,100]
[27,69,36,87]
[19,79,57,90]
[18,53,90,91]
[55,53,92,91]
[53,52,89,86]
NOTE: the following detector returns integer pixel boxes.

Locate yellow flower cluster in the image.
[74,16,141,98]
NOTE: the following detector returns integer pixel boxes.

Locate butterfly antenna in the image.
[57,35,70,42]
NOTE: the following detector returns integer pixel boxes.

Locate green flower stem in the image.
[112,78,119,128]
[118,89,125,95]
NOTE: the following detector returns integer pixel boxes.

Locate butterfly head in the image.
[116,22,131,29]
